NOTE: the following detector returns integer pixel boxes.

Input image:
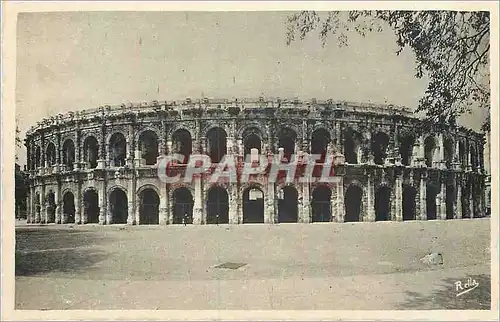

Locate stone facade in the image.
[24,98,487,225]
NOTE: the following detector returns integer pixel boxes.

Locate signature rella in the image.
[157,153,342,184]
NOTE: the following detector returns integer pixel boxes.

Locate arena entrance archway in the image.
[62,139,75,169]
[206,186,229,224]
[344,185,362,222]
[424,136,436,167]
[375,185,391,221]
[172,129,192,164]
[278,128,297,162]
[461,181,471,218]
[139,188,160,225]
[109,133,127,167]
[83,189,99,224]
[426,183,439,220]
[83,136,99,169]
[372,132,390,165]
[402,185,417,221]
[243,187,264,223]
[311,186,331,222]
[311,129,330,162]
[138,131,159,165]
[63,191,75,224]
[109,188,128,224]
[398,134,415,166]
[46,143,57,167]
[278,186,298,223]
[244,133,262,158]
[172,187,194,224]
[344,129,362,164]
[207,127,227,163]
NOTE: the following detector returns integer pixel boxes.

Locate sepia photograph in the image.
[1,1,498,321]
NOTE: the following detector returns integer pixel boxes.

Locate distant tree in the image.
[286,11,490,131]
[15,124,28,219]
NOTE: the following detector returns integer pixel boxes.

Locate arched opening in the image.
[399,134,415,166]
[206,186,229,224]
[62,139,75,169]
[344,129,362,164]
[344,185,362,222]
[311,129,330,162]
[139,188,159,225]
[375,185,391,221]
[109,133,127,167]
[278,128,297,162]
[424,136,436,168]
[402,185,417,221]
[311,186,331,222]
[35,145,41,169]
[446,185,455,219]
[172,187,194,224]
[443,137,454,169]
[172,129,192,164]
[278,186,298,223]
[109,188,128,224]
[243,132,262,158]
[459,141,466,168]
[46,143,56,167]
[138,131,159,166]
[83,189,99,224]
[63,191,75,224]
[243,187,264,223]
[371,132,390,165]
[83,136,99,169]
[207,127,227,163]
[46,190,56,223]
[426,183,439,220]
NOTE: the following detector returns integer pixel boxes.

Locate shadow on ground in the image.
[398,274,491,310]
[15,228,109,276]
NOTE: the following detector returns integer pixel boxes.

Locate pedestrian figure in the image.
[183,212,188,226]
[216,213,219,226]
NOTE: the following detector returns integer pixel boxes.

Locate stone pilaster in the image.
[74,187,82,224]
[300,183,310,223]
[439,183,447,220]
[332,177,345,222]
[456,183,462,219]
[265,183,275,224]
[469,188,474,219]
[127,177,136,225]
[193,176,203,224]
[159,185,168,225]
[419,175,427,220]
[98,181,107,224]
[364,175,375,221]
[394,174,403,221]
[229,186,239,224]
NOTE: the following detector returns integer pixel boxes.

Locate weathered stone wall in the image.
[25,98,487,225]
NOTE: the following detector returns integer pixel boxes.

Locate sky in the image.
[15,11,490,167]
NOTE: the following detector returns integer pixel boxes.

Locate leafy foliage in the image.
[286,11,490,131]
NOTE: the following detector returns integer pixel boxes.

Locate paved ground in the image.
[15,219,491,310]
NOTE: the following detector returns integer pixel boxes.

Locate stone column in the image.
[439,183,447,220]
[193,177,203,224]
[456,183,462,219]
[74,130,81,170]
[159,184,168,225]
[434,134,444,169]
[419,175,427,220]
[228,186,239,224]
[28,186,35,223]
[128,178,136,225]
[300,183,311,223]
[332,177,345,222]
[98,125,107,169]
[364,175,375,221]
[469,187,475,219]
[97,180,106,224]
[394,174,403,221]
[74,186,82,224]
[265,183,275,224]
